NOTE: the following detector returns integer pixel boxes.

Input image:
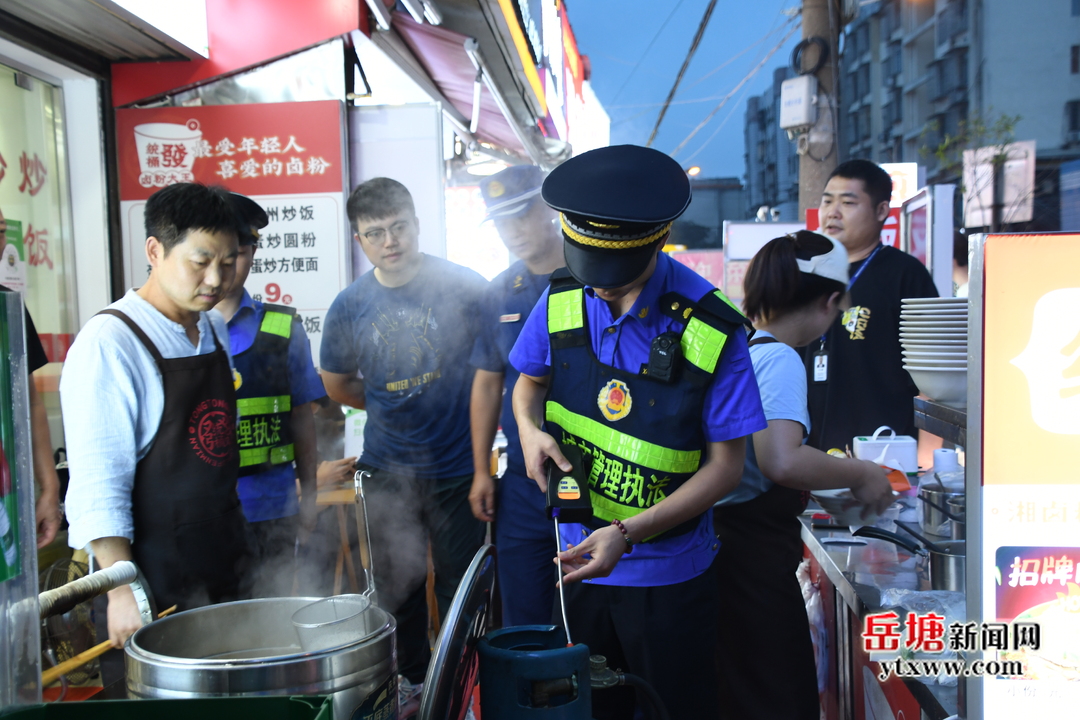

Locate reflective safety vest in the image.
[545,270,747,540]
[233,304,296,476]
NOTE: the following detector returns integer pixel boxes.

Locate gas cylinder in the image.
[477,625,592,719]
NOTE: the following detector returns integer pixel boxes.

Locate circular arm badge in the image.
[598,379,632,421]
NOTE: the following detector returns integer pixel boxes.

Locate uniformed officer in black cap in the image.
[468,165,565,627]
[509,145,767,720]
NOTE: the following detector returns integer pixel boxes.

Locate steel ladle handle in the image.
[353,470,377,605]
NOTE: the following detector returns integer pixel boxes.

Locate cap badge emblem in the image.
[598,379,632,421]
[488,181,505,198]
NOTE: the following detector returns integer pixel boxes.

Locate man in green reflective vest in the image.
[510,146,767,719]
[216,193,326,596]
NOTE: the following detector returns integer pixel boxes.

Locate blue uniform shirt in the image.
[225,291,327,522]
[716,330,812,506]
[509,252,767,586]
[469,260,550,477]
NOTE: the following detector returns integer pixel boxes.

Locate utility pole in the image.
[797,0,841,220]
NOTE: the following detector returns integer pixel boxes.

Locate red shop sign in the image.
[116,101,343,201]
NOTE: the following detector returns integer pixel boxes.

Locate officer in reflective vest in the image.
[509,145,767,720]
[217,193,325,596]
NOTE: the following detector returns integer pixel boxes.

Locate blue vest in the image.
[544,270,745,540]
[233,304,295,476]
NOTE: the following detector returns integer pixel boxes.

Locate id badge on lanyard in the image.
[814,244,883,384]
[813,345,829,383]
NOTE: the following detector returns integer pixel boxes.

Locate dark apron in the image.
[712,334,818,720]
[99,309,253,611]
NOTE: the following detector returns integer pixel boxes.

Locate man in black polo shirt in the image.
[804,160,938,452]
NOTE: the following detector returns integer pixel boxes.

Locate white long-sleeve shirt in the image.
[61,290,232,549]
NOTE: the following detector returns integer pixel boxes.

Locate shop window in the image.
[0,63,77,448]
[1068,101,1080,133]
[0,64,76,359]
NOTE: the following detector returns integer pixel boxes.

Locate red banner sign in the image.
[116,101,343,201]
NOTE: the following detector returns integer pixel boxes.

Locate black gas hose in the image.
[618,672,671,720]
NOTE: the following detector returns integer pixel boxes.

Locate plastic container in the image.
[853,426,918,474]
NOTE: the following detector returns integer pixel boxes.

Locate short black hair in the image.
[743,230,847,323]
[827,159,892,208]
[346,177,415,229]
[144,183,240,254]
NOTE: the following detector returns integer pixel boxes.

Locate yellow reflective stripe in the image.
[681,316,727,374]
[236,395,292,416]
[239,447,269,467]
[239,444,295,467]
[547,289,584,333]
[546,401,700,474]
[713,290,746,321]
[260,310,292,338]
[270,444,295,465]
[590,493,644,523]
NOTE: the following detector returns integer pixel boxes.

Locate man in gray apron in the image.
[62,183,253,648]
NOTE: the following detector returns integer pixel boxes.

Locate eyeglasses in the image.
[357,220,411,246]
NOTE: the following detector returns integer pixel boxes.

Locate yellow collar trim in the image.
[560,215,671,250]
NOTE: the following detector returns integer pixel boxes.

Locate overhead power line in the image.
[681,13,798,93]
[646,0,718,148]
[608,0,687,106]
[669,21,800,158]
[681,83,755,164]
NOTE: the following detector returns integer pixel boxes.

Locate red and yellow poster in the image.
[981,233,1080,715]
[115,101,349,367]
[983,234,1080,485]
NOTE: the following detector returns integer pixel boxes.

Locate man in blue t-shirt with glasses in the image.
[320,178,487,703]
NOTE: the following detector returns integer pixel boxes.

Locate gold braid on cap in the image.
[560,215,672,250]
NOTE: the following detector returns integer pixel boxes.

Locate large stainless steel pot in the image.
[126,597,396,720]
[928,540,966,592]
[852,527,966,592]
[947,496,966,540]
[919,482,963,535]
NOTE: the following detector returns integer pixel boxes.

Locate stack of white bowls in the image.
[900,297,968,405]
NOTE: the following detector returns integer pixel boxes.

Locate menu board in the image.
[980,233,1080,714]
[115,101,349,367]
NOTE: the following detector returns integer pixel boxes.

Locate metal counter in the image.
[800,512,960,720]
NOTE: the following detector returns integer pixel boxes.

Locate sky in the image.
[565,0,803,183]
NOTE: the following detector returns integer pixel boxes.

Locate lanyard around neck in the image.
[819,243,884,349]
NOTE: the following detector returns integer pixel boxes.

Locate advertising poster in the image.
[981,233,1080,714]
[670,250,724,290]
[0,219,26,293]
[115,101,349,367]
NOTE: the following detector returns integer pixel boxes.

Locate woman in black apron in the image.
[713,231,895,720]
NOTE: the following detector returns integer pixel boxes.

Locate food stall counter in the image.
[800,513,960,720]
